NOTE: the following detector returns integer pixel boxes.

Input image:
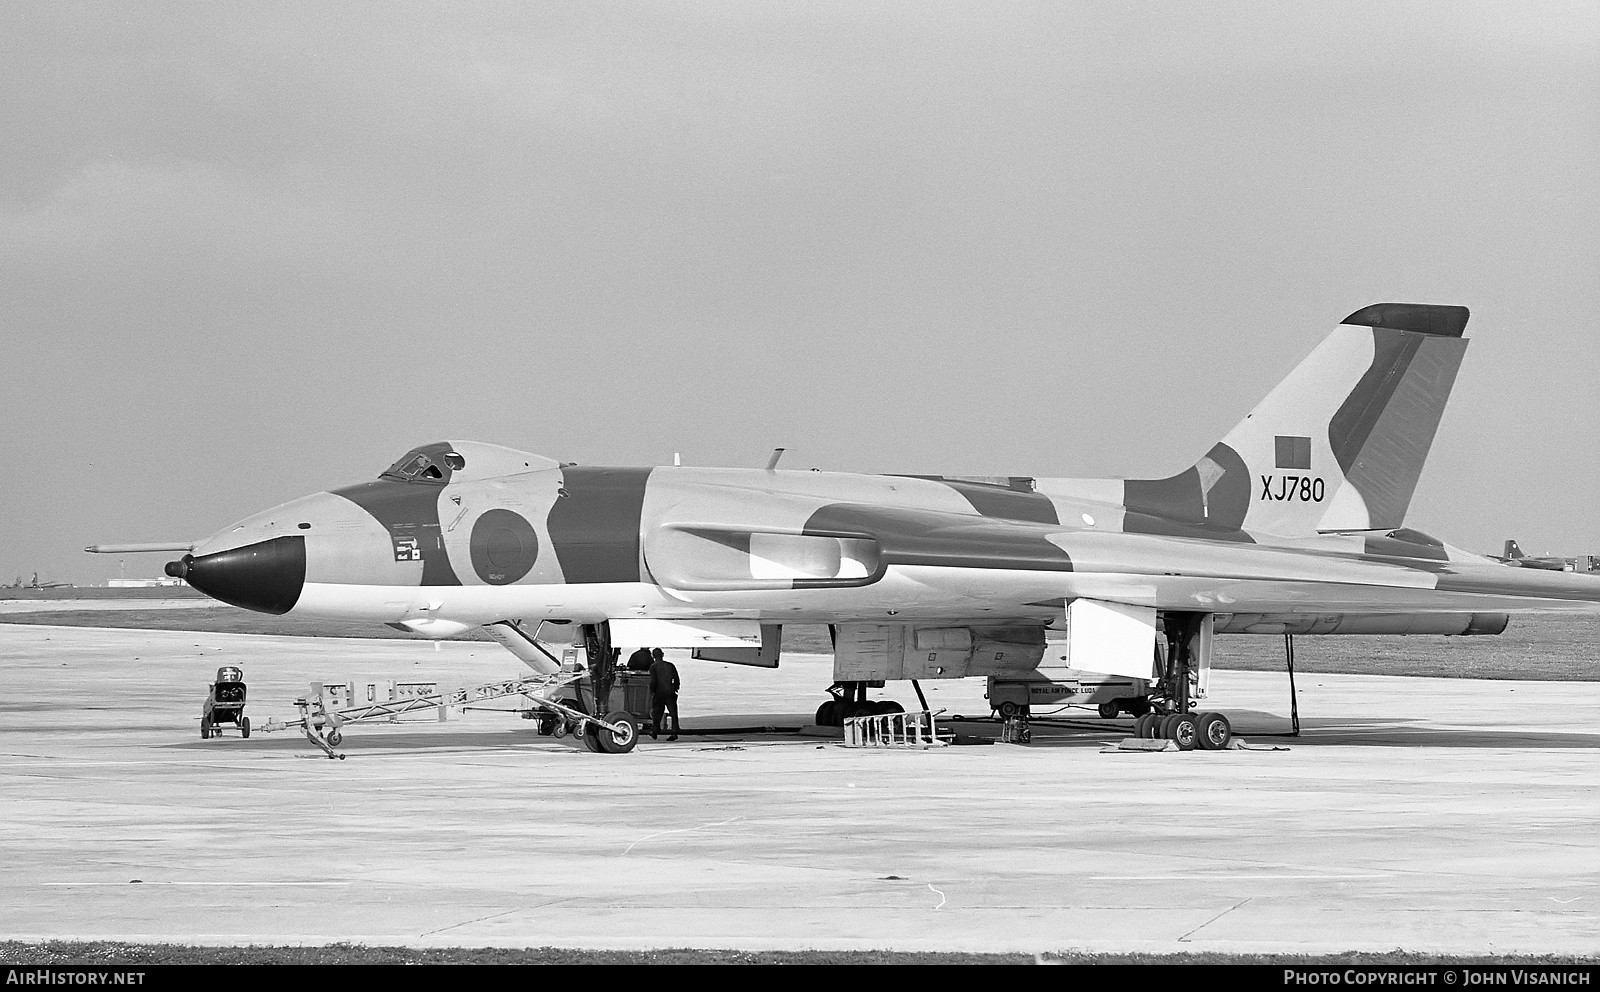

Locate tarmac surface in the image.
[1,622,1596,955]
[0,598,226,614]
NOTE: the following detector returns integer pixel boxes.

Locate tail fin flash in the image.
[1125,304,1469,538]
[1504,540,1525,560]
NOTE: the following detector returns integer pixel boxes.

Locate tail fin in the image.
[1124,303,1470,538]
[1504,540,1524,560]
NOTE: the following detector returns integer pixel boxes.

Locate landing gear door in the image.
[1063,599,1158,680]
[691,623,783,669]
[608,618,783,669]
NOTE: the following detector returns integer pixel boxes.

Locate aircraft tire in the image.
[1131,714,1153,738]
[599,711,638,754]
[199,717,211,740]
[1098,702,1121,720]
[815,702,834,726]
[240,716,250,739]
[1159,714,1182,740]
[1197,712,1232,750]
[1171,714,1200,751]
[581,721,604,752]
[876,700,905,715]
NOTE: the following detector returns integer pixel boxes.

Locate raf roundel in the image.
[468,509,539,585]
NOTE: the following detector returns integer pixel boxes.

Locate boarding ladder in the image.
[842,709,949,749]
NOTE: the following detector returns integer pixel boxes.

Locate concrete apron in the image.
[0,623,1596,954]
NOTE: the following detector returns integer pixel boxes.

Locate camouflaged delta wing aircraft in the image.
[95,303,1600,752]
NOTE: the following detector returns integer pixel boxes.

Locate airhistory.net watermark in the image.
[5,972,145,986]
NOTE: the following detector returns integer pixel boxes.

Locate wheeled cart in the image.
[201,666,250,739]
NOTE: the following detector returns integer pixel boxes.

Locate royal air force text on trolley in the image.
[1284,973,1591,987]
[5,973,145,986]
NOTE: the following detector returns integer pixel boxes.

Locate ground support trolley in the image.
[200,666,250,740]
[278,671,641,759]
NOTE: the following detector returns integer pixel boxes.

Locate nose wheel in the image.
[582,711,638,753]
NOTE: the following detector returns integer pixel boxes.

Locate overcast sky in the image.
[3,1,1596,584]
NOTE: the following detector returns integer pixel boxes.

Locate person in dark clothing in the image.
[626,646,653,672]
[648,648,680,741]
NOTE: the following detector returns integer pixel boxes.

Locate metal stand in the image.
[1000,714,1031,744]
[843,709,948,748]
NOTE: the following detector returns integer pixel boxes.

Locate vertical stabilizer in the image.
[1123,304,1469,538]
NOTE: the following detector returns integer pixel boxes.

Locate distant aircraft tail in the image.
[1504,539,1525,560]
[1123,304,1470,538]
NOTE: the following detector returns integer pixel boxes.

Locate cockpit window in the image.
[381,453,442,481]
[380,444,460,483]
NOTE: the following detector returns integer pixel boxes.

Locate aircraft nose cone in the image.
[172,535,306,615]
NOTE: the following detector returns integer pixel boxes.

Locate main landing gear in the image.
[1136,611,1232,751]
[1132,710,1232,750]
[814,681,905,727]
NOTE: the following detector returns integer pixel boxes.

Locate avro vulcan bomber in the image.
[96,305,1600,750]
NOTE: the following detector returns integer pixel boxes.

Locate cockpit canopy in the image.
[381,447,456,482]
[378,441,561,485]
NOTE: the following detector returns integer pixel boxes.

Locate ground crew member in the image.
[626,646,653,672]
[648,648,680,741]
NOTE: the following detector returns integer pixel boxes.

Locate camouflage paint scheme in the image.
[173,304,1599,680]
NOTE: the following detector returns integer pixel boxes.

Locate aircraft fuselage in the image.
[170,442,1600,637]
